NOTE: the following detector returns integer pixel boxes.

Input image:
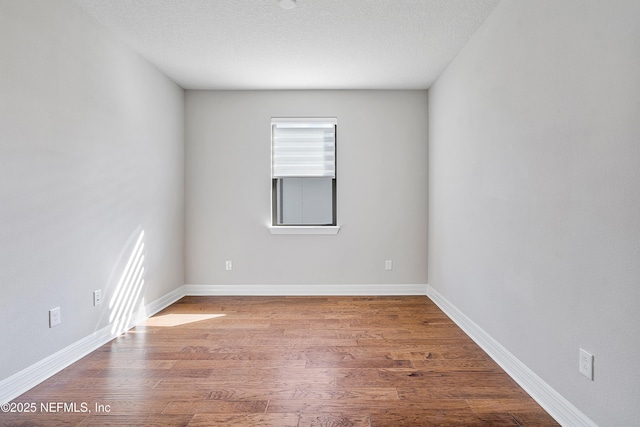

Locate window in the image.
[270,118,339,234]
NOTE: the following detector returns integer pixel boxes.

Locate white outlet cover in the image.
[579,348,594,380]
[93,290,102,306]
[225,260,232,271]
[385,260,393,271]
[49,307,61,328]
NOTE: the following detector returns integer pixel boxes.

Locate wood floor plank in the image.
[298,413,371,427]
[162,399,268,415]
[6,296,558,426]
[0,412,89,427]
[171,359,307,370]
[187,413,299,427]
[266,398,472,415]
[204,388,297,401]
[370,412,520,427]
[79,414,194,426]
[466,398,550,413]
[305,358,413,369]
[397,385,530,400]
[290,387,399,401]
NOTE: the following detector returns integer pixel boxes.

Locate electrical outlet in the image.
[93,289,102,306]
[225,260,232,271]
[579,348,594,380]
[49,307,61,328]
[385,260,393,271]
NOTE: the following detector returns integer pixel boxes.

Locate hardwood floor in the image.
[4,296,558,426]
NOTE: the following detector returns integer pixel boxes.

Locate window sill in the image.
[268,226,340,235]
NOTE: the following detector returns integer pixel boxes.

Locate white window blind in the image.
[272,118,336,178]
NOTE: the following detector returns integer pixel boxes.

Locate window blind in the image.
[272,118,336,178]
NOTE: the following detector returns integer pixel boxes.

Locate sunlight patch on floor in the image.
[141,313,226,327]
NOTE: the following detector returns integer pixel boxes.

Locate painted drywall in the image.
[185,90,428,287]
[0,0,184,381]
[428,0,640,425]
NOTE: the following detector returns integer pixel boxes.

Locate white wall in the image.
[185,90,428,288]
[428,0,640,425]
[0,0,184,381]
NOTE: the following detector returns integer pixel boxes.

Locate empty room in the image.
[1,0,638,425]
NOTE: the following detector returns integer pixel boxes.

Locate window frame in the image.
[269,117,340,235]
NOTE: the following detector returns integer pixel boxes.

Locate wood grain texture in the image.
[3,296,558,426]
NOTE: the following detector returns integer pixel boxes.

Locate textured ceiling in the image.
[72,0,500,90]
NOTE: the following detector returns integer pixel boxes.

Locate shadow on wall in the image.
[101,227,147,335]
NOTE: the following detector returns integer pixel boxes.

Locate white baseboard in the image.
[0,325,116,405]
[426,285,597,427]
[183,283,428,296]
[0,287,186,405]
